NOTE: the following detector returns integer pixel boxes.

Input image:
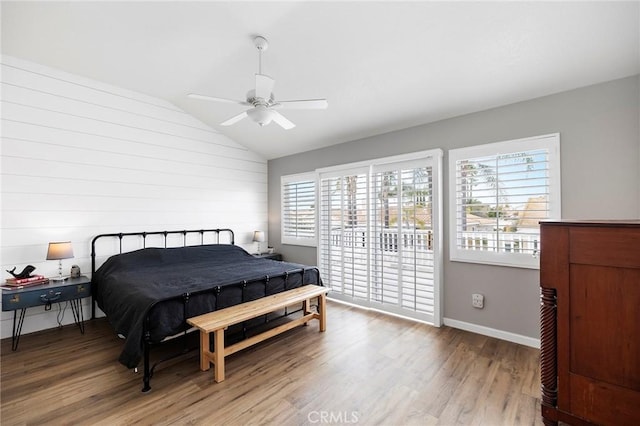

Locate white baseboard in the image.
[327,297,434,325]
[326,297,540,349]
[443,317,540,349]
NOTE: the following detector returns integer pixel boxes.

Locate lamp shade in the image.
[252,231,266,243]
[46,241,74,260]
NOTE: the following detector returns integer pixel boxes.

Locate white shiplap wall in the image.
[0,55,268,338]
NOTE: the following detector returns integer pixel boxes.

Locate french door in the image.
[318,151,442,325]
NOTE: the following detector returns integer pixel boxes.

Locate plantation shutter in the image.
[281,174,316,246]
[318,169,370,299]
[370,163,435,317]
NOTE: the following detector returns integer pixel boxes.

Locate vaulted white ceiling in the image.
[2,1,639,159]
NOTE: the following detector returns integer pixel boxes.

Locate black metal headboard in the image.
[91,228,235,276]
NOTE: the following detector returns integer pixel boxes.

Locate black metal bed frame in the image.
[90,228,308,392]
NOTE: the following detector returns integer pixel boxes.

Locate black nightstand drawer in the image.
[2,278,91,311]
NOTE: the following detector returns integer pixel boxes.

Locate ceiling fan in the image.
[188,36,328,130]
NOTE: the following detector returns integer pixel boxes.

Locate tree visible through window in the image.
[449,134,561,269]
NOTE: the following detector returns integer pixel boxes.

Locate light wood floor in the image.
[1,301,543,425]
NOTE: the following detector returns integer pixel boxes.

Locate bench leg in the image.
[318,293,327,332]
[199,331,210,371]
[213,329,225,382]
[303,298,310,325]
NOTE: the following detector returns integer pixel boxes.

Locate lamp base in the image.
[52,259,69,282]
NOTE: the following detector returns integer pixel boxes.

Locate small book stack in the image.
[5,275,49,287]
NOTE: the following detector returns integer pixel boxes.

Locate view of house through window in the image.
[449,133,561,269]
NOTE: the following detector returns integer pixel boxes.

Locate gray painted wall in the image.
[268,75,640,340]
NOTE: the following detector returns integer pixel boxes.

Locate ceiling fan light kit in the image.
[247,105,274,126]
[188,35,327,130]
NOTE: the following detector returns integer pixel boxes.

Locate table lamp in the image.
[253,231,265,254]
[46,241,74,281]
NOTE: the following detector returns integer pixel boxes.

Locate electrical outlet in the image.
[472,293,484,309]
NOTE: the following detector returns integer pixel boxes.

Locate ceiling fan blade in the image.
[255,74,275,99]
[188,93,250,106]
[220,111,248,126]
[271,111,296,130]
[274,99,328,110]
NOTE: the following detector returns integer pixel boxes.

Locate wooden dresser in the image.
[540,221,640,425]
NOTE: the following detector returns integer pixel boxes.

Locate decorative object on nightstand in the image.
[46,241,74,282]
[253,231,265,254]
[5,265,48,287]
[70,264,81,278]
[6,265,36,279]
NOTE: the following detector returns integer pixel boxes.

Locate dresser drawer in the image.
[2,281,91,311]
[569,226,640,268]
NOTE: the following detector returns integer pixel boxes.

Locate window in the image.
[318,150,443,325]
[449,133,561,269]
[281,173,316,246]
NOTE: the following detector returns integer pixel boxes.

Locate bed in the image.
[91,229,322,391]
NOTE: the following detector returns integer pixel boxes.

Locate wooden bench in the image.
[186,284,328,383]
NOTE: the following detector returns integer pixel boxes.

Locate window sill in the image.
[450,254,540,270]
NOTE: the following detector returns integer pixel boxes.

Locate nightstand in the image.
[253,252,283,261]
[1,275,91,350]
